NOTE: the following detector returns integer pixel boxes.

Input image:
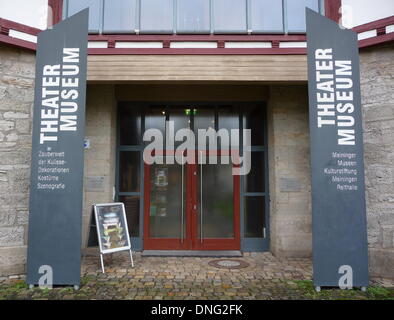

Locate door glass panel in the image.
[194,107,216,151]
[119,151,140,192]
[177,0,211,33]
[218,105,238,151]
[244,151,265,192]
[119,195,140,237]
[149,163,185,238]
[168,108,191,149]
[103,0,137,33]
[145,107,166,155]
[198,162,234,238]
[250,0,284,32]
[244,196,265,237]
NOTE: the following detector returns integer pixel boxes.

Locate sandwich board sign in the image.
[306,9,369,290]
[26,10,89,288]
[93,203,134,272]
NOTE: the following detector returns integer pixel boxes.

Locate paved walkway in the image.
[0,252,393,300]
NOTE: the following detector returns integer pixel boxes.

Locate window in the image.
[213,0,247,33]
[243,105,265,146]
[119,152,140,193]
[287,0,320,33]
[67,0,101,33]
[140,0,173,33]
[242,105,266,239]
[64,0,323,34]
[117,105,144,238]
[177,0,211,33]
[244,151,265,193]
[103,0,138,33]
[249,0,284,33]
[244,196,265,238]
[119,195,140,237]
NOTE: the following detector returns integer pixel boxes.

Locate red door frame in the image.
[143,154,192,250]
[143,150,240,250]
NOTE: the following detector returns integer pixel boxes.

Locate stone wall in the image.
[83,84,117,248]
[360,44,394,279]
[0,45,35,275]
[267,85,312,258]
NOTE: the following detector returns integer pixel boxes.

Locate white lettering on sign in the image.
[39,48,80,144]
[314,48,356,145]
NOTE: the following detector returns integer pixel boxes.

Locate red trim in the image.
[88,34,307,42]
[324,0,341,23]
[359,32,394,48]
[353,15,394,33]
[88,48,306,55]
[0,18,40,36]
[48,0,64,26]
[0,34,36,51]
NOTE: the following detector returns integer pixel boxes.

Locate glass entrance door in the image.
[143,106,240,250]
[143,152,240,250]
[190,152,240,250]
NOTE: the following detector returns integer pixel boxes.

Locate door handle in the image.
[181,159,184,244]
[199,151,203,244]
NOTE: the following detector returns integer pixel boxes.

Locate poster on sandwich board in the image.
[93,203,131,254]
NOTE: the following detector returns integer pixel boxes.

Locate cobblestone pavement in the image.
[0,252,393,300]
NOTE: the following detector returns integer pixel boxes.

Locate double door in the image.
[144,152,240,250]
[143,106,240,250]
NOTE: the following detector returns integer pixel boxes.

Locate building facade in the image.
[0,0,393,279]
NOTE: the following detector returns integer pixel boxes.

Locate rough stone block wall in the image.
[360,44,394,279]
[83,84,117,247]
[268,85,312,258]
[0,46,35,275]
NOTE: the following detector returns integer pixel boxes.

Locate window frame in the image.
[63,0,325,35]
[116,102,270,251]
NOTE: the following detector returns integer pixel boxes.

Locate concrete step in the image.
[141,250,243,257]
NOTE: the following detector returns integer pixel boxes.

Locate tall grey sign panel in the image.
[306,9,369,287]
[26,10,88,286]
